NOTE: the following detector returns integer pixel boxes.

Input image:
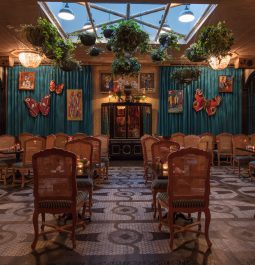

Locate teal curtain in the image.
[158,66,242,136]
[7,65,92,136]
[247,72,255,134]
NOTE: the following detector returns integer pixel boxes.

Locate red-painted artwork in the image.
[193,89,221,116]
[67,89,83,121]
[49,80,64,94]
[24,95,51,117]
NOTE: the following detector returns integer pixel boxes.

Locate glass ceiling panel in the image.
[44,2,214,43]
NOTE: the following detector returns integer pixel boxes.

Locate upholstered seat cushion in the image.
[12,162,32,168]
[234,156,253,162]
[157,192,205,208]
[38,191,88,209]
[151,179,168,189]
[77,178,93,188]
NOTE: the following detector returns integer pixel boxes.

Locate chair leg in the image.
[89,188,92,217]
[197,211,202,234]
[153,190,157,218]
[204,208,212,249]
[238,162,241,178]
[168,211,175,250]
[41,213,45,232]
[71,212,77,249]
[158,201,163,231]
[218,154,220,166]
[31,211,39,249]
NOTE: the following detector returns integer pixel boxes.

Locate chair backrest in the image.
[141,136,159,163]
[184,135,200,148]
[232,134,250,156]
[167,148,211,209]
[23,137,45,165]
[94,135,109,158]
[250,133,255,145]
[32,148,77,207]
[46,134,56,149]
[171,132,185,147]
[84,136,101,164]
[65,139,93,170]
[216,133,233,153]
[151,140,180,164]
[54,133,69,149]
[200,133,215,152]
[72,133,87,140]
[0,134,16,150]
[18,133,34,149]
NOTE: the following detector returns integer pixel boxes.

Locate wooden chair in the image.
[0,134,16,161]
[45,134,56,149]
[85,136,107,182]
[157,148,212,250]
[12,137,45,187]
[72,132,87,140]
[184,135,200,148]
[151,140,180,218]
[249,161,255,181]
[54,133,69,149]
[66,139,93,217]
[94,135,110,179]
[200,133,215,164]
[141,135,159,183]
[31,148,87,249]
[250,133,255,145]
[215,133,233,166]
[232,134,253,177]
[170,132,185,148]
[18,133,33,149]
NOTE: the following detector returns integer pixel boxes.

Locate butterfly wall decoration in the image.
[193,89,222,116]
[24,95,50,117]
[49,80,64,94]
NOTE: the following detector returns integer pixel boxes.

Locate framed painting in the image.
[67,89,83,121]
[19,72,35,90]
[100,73,114,93]
[168,90,183,113]
[114,75,139,92]
[219,75,233,93]
[140,73,155,93]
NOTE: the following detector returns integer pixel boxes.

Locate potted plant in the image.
[58,57,80,72]
[89,47,102,56]
[112,56,141,76]
[79,32,96,46]
[101,24,114,38]
[185,42,207,62]
[197,21,234,58]
[151,48,168,62]
[158,32,180,51]
[171,68,201,84]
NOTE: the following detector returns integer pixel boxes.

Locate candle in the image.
[77,160,83,169]
[162,163,168,171]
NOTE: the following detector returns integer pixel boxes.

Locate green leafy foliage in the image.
[158,32,180,51]
[171,68,201,84]
[151,48,168,62]
[185,42,207,62]
[197,21,234,57]
[79,32,96,46]
[112,56,141,76]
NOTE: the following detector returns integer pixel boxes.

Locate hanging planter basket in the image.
[89,47,102,56]
[79,32,96,46]
[172,68,201,84]
[103,28,114,38]
[24,25,45,47]
[185,43,207,62]
[58,58,80,72]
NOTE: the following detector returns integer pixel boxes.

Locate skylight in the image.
[39,2,217,44]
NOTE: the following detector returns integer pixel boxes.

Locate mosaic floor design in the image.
[0,166,255,265]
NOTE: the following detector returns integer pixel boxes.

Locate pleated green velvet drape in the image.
[247,72,255,134]
[7,65,92,136]
[158,66,243,136]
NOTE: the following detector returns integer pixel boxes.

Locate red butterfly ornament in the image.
[193,89,221,116]
[49,80,64,94]
[24,95,51,117]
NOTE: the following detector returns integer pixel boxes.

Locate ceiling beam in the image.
[130,6,165,19]
[89,3,126,18]
[48,1,220,3]
[84,2,98,37]
[154,3,171,41]
[126,3,130,20]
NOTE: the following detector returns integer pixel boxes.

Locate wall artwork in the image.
[24,95,51,117]
[219,75,233,93]
[100,73,114,93]
[67,89,83,121]
[140,73,155,93]
[19,72,35,90]
[168,90,183,113]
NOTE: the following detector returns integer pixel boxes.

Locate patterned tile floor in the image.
[0,165,255,265]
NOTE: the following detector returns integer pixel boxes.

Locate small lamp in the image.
[179,4,195,23]
[58,3,75,21]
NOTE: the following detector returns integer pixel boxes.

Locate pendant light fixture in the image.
[179,4,195,23]
[58,3,75,21]
[18,51,42,68]
[208,55,231,70]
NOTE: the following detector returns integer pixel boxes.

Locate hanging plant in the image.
[158,32,180,51]
[89,47,102,56]
[112,56,141,76]
[185,42,207,62]
[101,25,114,38]
[79,32,96,46]
[171,68,201,84]
[109,20,150,56]
[151,48,168,62]
[197,21,234,58]
[58,57,80,72]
